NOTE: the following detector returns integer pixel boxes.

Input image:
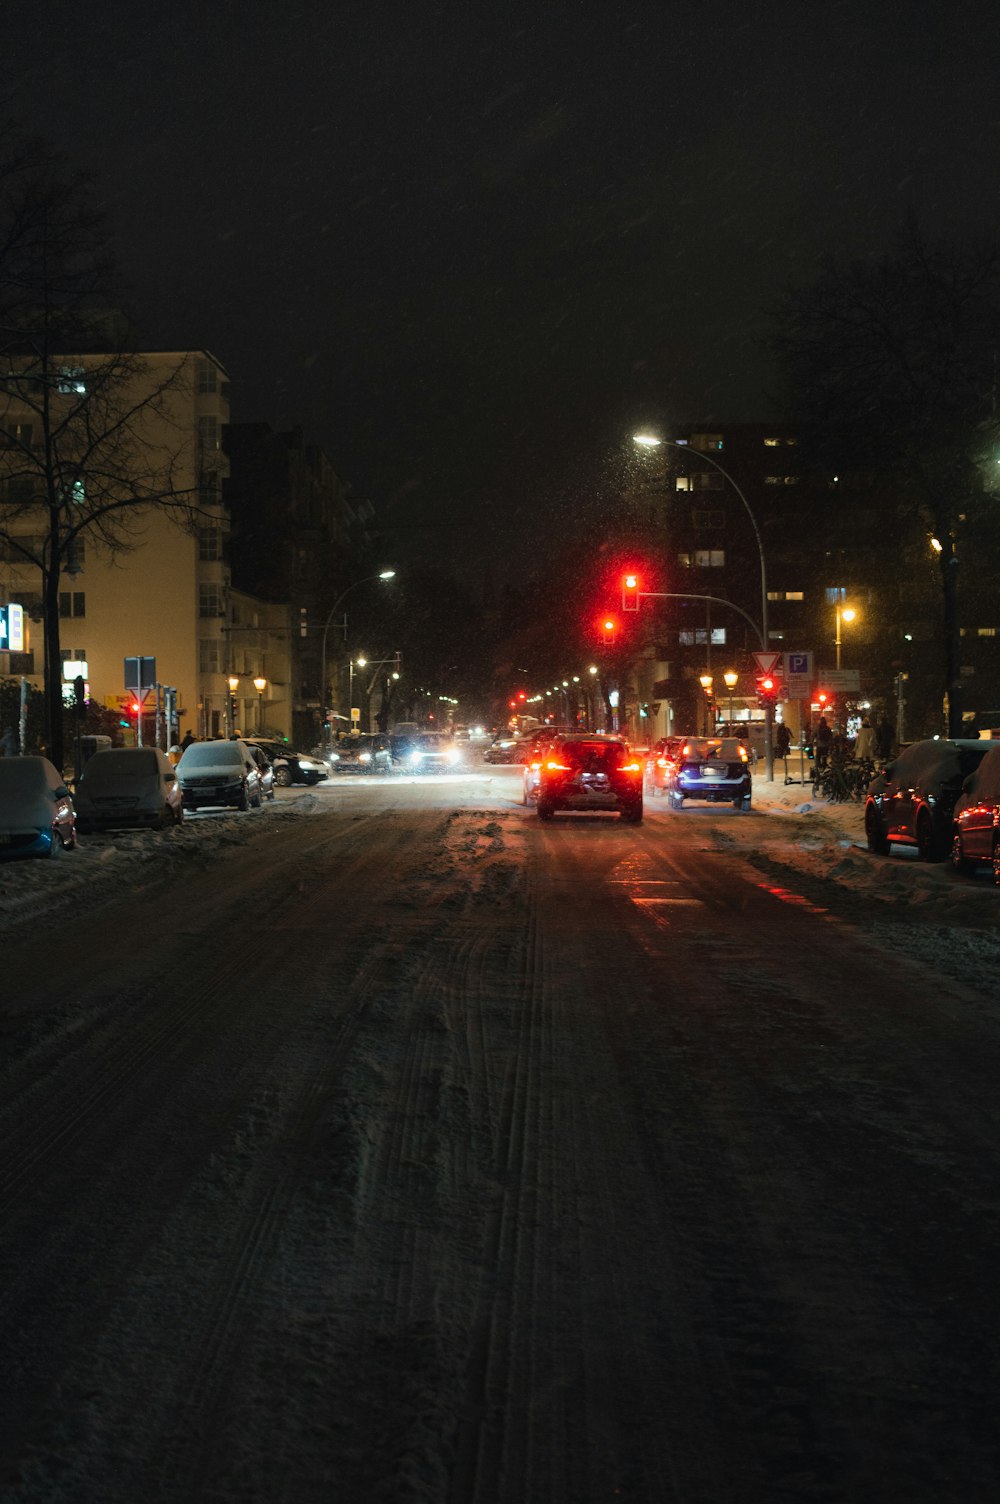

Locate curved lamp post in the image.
[634,433,772,780]
[319,571,395,744]
[253,675,267,732]
[835,604,856,671]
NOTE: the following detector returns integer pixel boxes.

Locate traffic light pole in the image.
[623,587,774,782]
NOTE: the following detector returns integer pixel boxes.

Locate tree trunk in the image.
[42,559,64,769]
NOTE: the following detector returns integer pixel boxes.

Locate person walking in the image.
[775,721,791,763]
[814,715,832,771]
[180,730,196,751]
[854,716,877,762]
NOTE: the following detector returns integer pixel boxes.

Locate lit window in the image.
[57,367,87,394]
[783,475,800,485]
[825,586,848,604]
[694,549,725,567]
[977,627,997,638]
[675,476,691,492]
[764,437,781,447]
[690,433,724,452]
[678,628,727,646]
[768,590,804,601]
[677,552,692,568]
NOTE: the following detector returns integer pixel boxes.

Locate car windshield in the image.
[81,750,159,786]
[416,736,449,749]
[180,742,243,768]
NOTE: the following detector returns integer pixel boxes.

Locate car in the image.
[74,747,184,832]
[535,734,643,822]
[952,743,1000,880]
[522,728,564,806]
[0,755,77,859]
[664,736,752,810]
[483,733,522,764]
[327,733,394,774]
[644,736,687,797]
[864,737,990,861]
[399,733,463,772]
[243,737,328,787]
[243,742,277,800]
[176,738,263,811]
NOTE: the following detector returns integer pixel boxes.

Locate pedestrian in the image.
[853,716,877,762]
[814,715,832,771]
[874,715,893,761]
[180,730,196,751]
[775,721,791,762]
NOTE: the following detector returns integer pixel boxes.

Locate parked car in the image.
[74,747,184,832]
[952,743,1000,880]
[399,733,463,772]
[535,735,643,822]
[177,738,263,811]
[243,742,277,800]
[644,736,687,797]
[0,755,76,859]
[864,737,990,861]
[243,737,328,787]
[664,736,752,810]
[327,733,395,774]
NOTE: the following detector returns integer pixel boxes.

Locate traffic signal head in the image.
[622,573,640,611]
[756,675,778,709]
[601,615,618,644]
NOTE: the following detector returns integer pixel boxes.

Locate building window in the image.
[59,591,86,618]
[690,433,724,452]
[199,470,220,504]
[977,627,997,638]
[677,552,692,568]
[825,586,848,604]
[65,536,86,573]
[198,416,219,453]
[198,526,223,561]
[768,590,804,601]
[196,359,218,394]
[694,549,725,568]
[2,422,32,448]
[691,471,724,491]
[199,583,224,617]
[692,509,725,529]
[199,638,222,674]
[56,367,87,394]
[678,627,727,646]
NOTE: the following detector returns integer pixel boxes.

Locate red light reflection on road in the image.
[757,882,829,918]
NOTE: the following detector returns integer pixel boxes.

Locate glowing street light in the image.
[835,604,857,671]
[723,669,738,726]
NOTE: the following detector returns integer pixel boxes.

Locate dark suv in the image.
[535,735,643,823]
[864,737,989,861]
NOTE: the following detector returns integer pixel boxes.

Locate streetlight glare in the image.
[379,569,396,579]
[633,433,662,447]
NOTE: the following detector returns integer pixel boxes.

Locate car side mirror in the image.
[55,785,70,798]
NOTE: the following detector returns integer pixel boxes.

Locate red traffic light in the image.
[600,615,618,643]
[622,573,640,611]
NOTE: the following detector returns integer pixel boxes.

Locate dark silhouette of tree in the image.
[772,223,1000,736]
[0,125,203,766]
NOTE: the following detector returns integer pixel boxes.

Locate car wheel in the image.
[274,766,292,787]
[669,791,684,810]
[47,826,62,858]
[865,805,890,855]
[252,787,263,808]
[537,799,555,822]
[620,804,643,824]
[951,832,976,875]
[916,809,946,862]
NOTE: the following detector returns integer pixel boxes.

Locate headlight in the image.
[409,750,423,764]
[446,747,460,764]
[359,752,371,763]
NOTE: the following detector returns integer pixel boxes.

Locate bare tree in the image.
[772,223,1000,736]
[0,126,201,766]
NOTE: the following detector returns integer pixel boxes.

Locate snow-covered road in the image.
[1,769,999,1501]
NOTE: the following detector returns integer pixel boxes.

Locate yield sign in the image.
[752,651,782,676]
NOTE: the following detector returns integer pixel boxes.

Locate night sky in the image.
[5,1,999,579]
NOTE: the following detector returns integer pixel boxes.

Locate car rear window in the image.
[561,741,627,769]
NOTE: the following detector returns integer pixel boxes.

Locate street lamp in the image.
[253,675,267,733]
[723,669,738,727]
[634,432,773,779]
[227,674,240,737]
[835,604,857,671]
[348,655,367,730]
[319,572,395,745]
[699,673,714,735]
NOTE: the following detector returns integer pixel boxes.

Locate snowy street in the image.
[1,766,999,1501]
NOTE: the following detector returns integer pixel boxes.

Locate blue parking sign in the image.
[787,652,811,676]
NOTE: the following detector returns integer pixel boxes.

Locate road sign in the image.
[818,669,861,692]
[783,650,814,695]
[752,651,781,676]
[124,655,156,692]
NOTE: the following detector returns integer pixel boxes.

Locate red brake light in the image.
[622,761,642,774]
[681,743,693,756]
[545,760,570,772]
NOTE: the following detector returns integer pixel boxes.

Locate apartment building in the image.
[0,349,295,742]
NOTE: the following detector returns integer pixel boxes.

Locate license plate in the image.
[702,764,726,778]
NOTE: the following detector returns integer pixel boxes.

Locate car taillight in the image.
[545,760,570,772]
[681,743,693,756]
[656,756,668,768]
[622,762,642,774]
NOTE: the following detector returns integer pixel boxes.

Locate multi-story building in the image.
[627,422,999,743]
[0,350,298,744]
[225,423,375,746]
